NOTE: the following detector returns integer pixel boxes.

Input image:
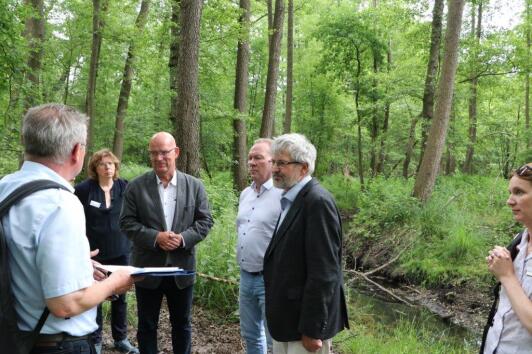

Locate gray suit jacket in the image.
[119,170,213,289]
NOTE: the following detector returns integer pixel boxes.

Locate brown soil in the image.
[101,301,244,354]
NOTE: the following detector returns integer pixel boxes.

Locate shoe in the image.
[94,342,102,354]
[114,338,139,354]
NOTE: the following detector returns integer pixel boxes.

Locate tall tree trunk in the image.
[463,1,482,174]
[232,0,251,192]
[283,0,293,133]
[23,0,45,110]
[84,0,108,169]
[377,40,392,174]
[403,114,418,179]
[259,0,284,138]
[354,47,365,189]
[175,0,203,177]
[168,0,180,130]
[370,52,379,176]
[413,0,465,203]
[416,0,444,172]
[526,0,531,149]
[112,0,151,160]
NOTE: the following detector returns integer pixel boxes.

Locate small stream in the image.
[349,285,479,350]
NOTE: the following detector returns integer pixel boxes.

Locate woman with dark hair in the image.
[482,163,532,353]
[75,149,138,354]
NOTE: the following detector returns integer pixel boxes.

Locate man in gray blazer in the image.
[120,132,213,354]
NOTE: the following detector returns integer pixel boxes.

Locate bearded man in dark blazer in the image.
[264,133,349,354]
[120,132,213,354]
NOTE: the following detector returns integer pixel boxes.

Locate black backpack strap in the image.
[479,230,524,353]
[0,180,70,217]
[0,179,70,336]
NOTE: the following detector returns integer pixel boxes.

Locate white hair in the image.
[272,133,316,175]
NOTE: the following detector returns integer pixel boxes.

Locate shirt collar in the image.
[282,175,312,203]
[21,161,75,192]
[155,171,177,187]
[251,178,274,194]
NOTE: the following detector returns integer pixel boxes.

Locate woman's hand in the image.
[487,246,514,280]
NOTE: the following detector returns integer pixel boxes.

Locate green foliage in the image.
[319,174,360,212]
[120,163,150,181]
[194,172,239,317]
[335,318,476,354]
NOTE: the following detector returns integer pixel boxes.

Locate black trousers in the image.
[135,277,194,354]
[93,254,129,343]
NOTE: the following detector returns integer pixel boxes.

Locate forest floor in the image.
[101,301,244,354]
[100,280,489,354]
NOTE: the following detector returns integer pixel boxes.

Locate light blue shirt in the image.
[237,179,283,272]
[0,161,97,335]
[278,175,312,227]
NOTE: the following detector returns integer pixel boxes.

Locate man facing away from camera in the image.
[0,103,135,354]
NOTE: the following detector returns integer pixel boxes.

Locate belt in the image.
[34,333,90,348]
[246,270,263,276]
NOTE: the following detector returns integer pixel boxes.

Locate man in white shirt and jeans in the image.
[237,138,283,354]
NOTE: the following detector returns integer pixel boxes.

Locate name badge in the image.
[90,200,101,208]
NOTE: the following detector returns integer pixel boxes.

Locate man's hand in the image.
[90,249,107,281]
[108,269,136,295]
[156,231,183,251]
[301,335,322,352]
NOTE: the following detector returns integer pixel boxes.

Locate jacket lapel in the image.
[148,171,168,231]
[171,170,182,231]
[265,179,317,259]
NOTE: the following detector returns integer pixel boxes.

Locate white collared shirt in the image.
[237,179,283,272]
[156,173,177,231]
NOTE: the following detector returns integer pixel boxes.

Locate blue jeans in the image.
[239,270,271,354]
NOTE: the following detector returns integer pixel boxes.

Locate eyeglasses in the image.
[271,159,302,168]
[148,148,175,158]
[516,165,532,177]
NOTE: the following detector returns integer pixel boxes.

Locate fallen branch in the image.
[363,246,408,276]
[346,269,414,307]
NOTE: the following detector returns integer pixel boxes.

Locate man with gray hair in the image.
[237,138,282,354]
[0,103,135,354]
[263,133,349,354]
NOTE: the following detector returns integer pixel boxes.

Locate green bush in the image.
[347,174,513,287]
[319,174,360,212]
[194,173,239,318]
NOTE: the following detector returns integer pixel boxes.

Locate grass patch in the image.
[337,174,517,287]
[335,319,476,354]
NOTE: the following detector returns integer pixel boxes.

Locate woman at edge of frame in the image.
[482,162,532,354]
